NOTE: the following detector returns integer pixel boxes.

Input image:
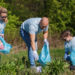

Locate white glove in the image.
[33,50,39,61]
[44,39,48,44]
[36,66,42,72]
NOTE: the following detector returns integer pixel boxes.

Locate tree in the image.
[43,0,75,34]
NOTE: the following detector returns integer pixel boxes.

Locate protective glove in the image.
[36,66,42,72]
[44,39,48,44]
[33,50,39,61]
[64,53,68,60]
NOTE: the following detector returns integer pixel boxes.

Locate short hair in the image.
[40,17,49,26]
[60,30,72,39]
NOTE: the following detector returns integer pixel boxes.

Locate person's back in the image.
[21,18,48,34]
[21,18,41,33]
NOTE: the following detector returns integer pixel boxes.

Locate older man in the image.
[20,17,49,69]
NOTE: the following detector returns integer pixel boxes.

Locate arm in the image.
[30,33,39,60]
[43,31,48,39]
[30,34,36,51]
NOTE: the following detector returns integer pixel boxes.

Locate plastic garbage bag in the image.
[0,37,12,54]
[70,49,75,66]
[38,42,51,65]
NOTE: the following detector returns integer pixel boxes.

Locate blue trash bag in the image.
[70,49,75,66]
[38,42,51,65]
[0,37,12,54]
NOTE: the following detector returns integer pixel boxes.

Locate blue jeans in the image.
[20,28,37,67]
[64,54,70,61]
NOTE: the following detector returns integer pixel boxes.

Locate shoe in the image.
[31,66,42,73]
[36,66,42,72]
[70,66,75,70]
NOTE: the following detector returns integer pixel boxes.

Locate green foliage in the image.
[0,54,70,75]
[0,57,25,75]
[42,59,69,75]
[44,0,75,34]
[5,12,21,41]
[0,0,75,45]
[0,0,8,8]
[0,0,22,42]
[5,0,41,21]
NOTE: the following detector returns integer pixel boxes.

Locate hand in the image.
[33,50,39,61]
[0,34,4,38]
[64,53,68,60]
[44,39,48,44]
[0,42,4,49]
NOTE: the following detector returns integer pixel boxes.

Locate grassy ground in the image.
[0,49,75,75]
[1,49,64,63]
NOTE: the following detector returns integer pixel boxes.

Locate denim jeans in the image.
[64,54,70,61]
[20,28,37,67]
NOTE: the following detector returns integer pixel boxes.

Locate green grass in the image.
[50,49,65,59]
[1,50,28,63]
[0,49,75,75]
[0,49,64,63]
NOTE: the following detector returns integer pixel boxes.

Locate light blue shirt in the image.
[21,18,48,34]
[0,20,6,34]
[65,37,75,54]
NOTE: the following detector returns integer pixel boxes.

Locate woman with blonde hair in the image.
[0,7,8,49]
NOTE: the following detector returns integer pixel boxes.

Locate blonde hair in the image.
[0,6,8,23]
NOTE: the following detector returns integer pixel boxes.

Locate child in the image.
[61,30,75,70]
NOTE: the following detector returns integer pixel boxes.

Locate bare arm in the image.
[30,34,36,51]
[43,31,48,39]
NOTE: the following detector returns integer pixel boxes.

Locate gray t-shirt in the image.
[21,18,48,34]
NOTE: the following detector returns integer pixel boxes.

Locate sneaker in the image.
[36,66,42,72]
[31,66,37,72]
[70,66,75,70]
[31,66,42,73]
